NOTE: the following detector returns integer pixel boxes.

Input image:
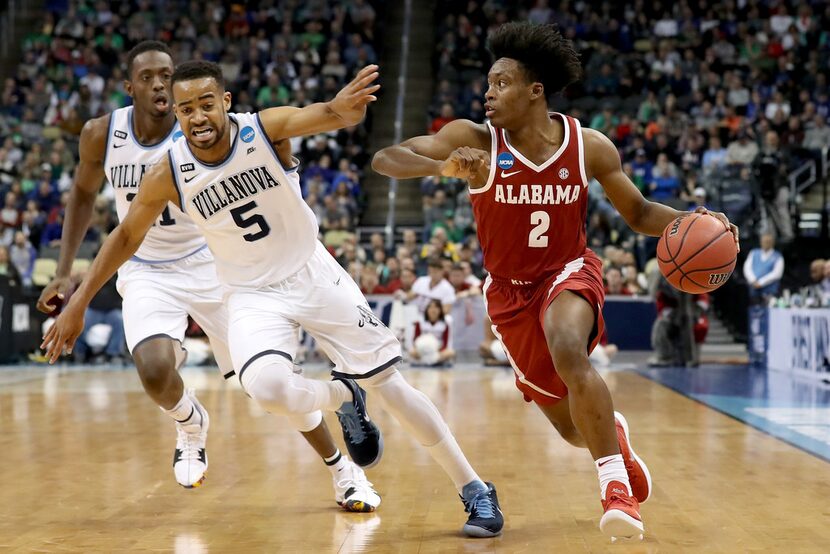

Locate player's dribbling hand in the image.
[40,303,85,364]
[329,64,381,126]
[440,147,490,186]
[694,206,740,252]
[36,276,72,314]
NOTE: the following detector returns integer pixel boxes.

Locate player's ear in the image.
[124,79,133,97]
[530,82,544,101]
[223,91,232,110]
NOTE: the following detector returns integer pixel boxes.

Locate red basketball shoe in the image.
[599,480,644,540]
[615,411,652,503]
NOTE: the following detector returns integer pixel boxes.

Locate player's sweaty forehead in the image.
[173,78,222,105]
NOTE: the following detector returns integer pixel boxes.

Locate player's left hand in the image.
[40,303,85,364]
[694,206,740,252]
[329,64,381,126]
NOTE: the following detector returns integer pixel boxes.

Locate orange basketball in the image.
[656,213,737,294]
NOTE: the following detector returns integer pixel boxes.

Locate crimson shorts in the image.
[482,252,606,406]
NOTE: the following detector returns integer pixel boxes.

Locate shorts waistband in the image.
[486,274,543,287]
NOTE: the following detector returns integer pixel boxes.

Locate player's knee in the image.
[546,329,589,376]
[133,345,177,394]
[239,357,298,415]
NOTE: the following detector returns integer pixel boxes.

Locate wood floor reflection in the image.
[0,365,827,553]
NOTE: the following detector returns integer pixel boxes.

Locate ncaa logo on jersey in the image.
[559,168,569,179]
[497,152,515,169]
[172,130,184,142]
[241,126,256,143]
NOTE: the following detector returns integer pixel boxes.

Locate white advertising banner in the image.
[767,307,830,381]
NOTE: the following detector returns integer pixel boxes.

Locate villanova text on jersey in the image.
[109,163,151,189]
[190,165,281,220]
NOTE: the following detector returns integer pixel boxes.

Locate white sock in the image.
[364,369,481,493]
[324,449,348,476]
[595,454,631,499]
[163,390,201,426]
[425,433,482,494]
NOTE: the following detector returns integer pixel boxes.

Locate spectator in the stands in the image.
[726,130,760,166]
[701,136,728,174]
[393,266,418,303]
[9,230,36,287]
[754,131,793,241]
[448,262,481,299]
[604,267,631,296]
[411,258,456,313]
[1,191,19,229]
[688,187,710,211]
[803,114,830,150]
[743,233,784,304]
[73,274,125,364]
[649,153,681,200]
[0,244,22,286]
[430,103,456,134]
[410,299,455,367]
[629,148,653,193]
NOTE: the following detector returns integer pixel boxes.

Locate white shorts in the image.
[227,241,402,380]
[117,247,234,378]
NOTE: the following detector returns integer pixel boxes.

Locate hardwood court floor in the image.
[0,365,828,553]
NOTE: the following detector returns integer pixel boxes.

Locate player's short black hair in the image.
[126,40,173,77]
[172,60,225,89]
[487,22,582,96]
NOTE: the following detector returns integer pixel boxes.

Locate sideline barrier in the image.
[765,307,830,382]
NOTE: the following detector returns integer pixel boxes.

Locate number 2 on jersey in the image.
[528,211,550,248]
[230,201,271,242]
[125,193,176,226]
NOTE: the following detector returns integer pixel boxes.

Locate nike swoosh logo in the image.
[334,277,341,285]
[113,143,126,149]
[500,170,521,178]
[598,459,612,467]
[183,175,198,183]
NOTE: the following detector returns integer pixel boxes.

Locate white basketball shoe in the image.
[333,459,381,512]
[173,390,209,488]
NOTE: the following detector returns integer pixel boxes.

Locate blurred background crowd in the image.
[1,0,829,365]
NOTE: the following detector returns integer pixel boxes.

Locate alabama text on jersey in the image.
[469,113,591,283]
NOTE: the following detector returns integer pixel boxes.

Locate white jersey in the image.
[104,106,207,263]
[168,112,318,288]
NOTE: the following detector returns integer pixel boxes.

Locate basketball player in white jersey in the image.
[42,60,504,537]
[36,42,382,513]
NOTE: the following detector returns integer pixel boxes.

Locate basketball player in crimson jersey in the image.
[374,22,739,540]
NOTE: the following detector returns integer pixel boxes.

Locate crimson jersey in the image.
[470,113,590,283]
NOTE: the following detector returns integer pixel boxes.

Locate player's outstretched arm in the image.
[36,115,109,313]
[586,128,739,246]
[40,160,179,363]
[372,119,489,180]
[258,64,380,141]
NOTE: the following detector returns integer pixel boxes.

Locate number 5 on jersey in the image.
[529,211,550,248]
[231,200,271,242]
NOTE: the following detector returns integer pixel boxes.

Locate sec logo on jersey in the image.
[172,130,184,142]
[497,152,515,169]
[241,126,256,143]
[559,168,569,179]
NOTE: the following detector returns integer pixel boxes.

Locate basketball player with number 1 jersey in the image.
[43,61,503,537]
[374,22,739,541]
[37,42,383,513]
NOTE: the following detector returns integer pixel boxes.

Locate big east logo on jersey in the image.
[497,152,514,169]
